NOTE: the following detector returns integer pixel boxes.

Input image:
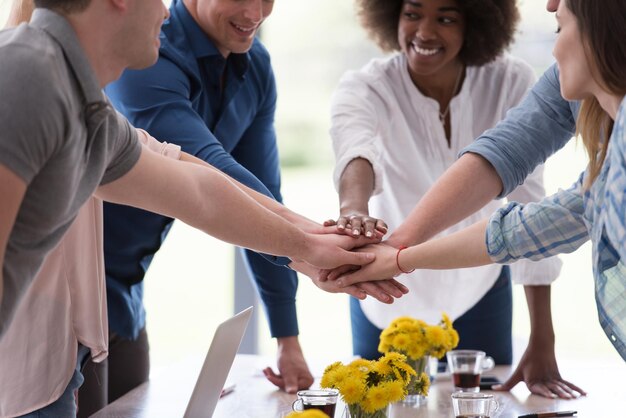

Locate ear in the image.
[109,0,129,13]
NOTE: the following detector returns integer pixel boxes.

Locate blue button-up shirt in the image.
[103,0,298,340]
[486,98,626,361]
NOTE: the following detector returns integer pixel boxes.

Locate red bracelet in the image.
[396,246,415,274]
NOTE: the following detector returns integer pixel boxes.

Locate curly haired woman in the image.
[326,0,581,398]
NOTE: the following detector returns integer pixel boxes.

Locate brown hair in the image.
[566,0,626,186]
[33,0,91,13]
[355,0,519,66]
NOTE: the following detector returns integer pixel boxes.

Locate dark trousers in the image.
[77,327,150,418]
[350,266,513,364]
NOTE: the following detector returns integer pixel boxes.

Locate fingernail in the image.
[338,225,344,229]
[366,231,372,237]
[353,229,359,235]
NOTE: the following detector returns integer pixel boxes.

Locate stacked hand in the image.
[291,226,408,304]
[324,212,388,238]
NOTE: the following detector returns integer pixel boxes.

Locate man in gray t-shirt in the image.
[0,0,403,340]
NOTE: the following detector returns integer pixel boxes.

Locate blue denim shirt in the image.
[462,64,580,196]
[103,0,298,340]
[487,97,626,361]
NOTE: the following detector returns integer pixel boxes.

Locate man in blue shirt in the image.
[78,0,317,412]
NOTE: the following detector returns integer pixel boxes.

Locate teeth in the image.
[234,23,255,33]
[413,44,439,56]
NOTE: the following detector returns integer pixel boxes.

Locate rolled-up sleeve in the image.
[507,164,562,284]
[462,64,577,197]
[487,176,589,263]
[330,71,385,195]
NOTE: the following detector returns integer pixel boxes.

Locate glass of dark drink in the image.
[451,392,499,417]
[446,350,495,392]
[292,389,339,417]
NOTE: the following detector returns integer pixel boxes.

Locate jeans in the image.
[350,266,513,364]
[17,345,90,418]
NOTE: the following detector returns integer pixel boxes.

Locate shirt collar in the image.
[30,8,104,105]
[171,0,249,78]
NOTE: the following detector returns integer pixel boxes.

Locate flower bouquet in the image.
[378,313,459,405]
[320,352,415,418]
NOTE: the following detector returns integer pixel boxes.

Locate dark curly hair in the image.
[356,0,520,66]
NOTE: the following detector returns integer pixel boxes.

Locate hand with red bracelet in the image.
[325,242,416,288]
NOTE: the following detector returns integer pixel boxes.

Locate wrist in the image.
[290,230,310,262]
[395,246,415,275]
[277,336,303,354]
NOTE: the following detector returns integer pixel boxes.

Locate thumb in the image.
[284,373,299,394]
[492,373,521,392]
[342,250,375,267]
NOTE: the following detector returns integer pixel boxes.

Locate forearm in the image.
[400,219,492,270]
[97,151,309,260]
[180,152,319,230]
[338,158,375,215]
[390,153,502,246]
[524,285,555,345]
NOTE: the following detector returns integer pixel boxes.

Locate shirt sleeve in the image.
[0,43,65,184]
[136,128,182,160]
[507,164,564,284]
[490,58,562,284]
[105,57,275,198]
[230,70,299,338]
[329,70,386,195]
[487,175,590,263]
[106,55,298,337]
[462,64,578,197]
[605,100,626,262]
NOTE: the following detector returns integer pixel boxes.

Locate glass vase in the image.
[402,356,429,406]
[342,404,390,418]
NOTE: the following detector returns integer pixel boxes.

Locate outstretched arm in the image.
[336,220,491,287]
[388,154,501,247]
[97,147,375,270]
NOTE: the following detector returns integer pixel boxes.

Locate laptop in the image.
[183,306,253,418]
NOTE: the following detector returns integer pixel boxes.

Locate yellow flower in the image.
[392,333,411,351]
[380,313,459,360]
[425,325,447,347]
[337,375,366,404]
[361,385,388,413]
[382,379,406,403]
[284,411,330,418]
[321,348,424,413]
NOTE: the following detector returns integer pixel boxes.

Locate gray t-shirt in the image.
[0,9,141,335]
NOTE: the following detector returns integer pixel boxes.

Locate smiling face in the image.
[185,0,274,57]
[552,0,598,101]
[397,0,465,79]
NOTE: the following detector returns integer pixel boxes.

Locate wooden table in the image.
[91,354,625,417]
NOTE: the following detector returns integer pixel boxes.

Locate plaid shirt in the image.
[487,98,626,361]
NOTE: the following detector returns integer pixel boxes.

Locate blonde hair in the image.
[576,99,613,188]
[566,0,625,187]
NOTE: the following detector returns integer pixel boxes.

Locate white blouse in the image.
[330,53,562,329]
